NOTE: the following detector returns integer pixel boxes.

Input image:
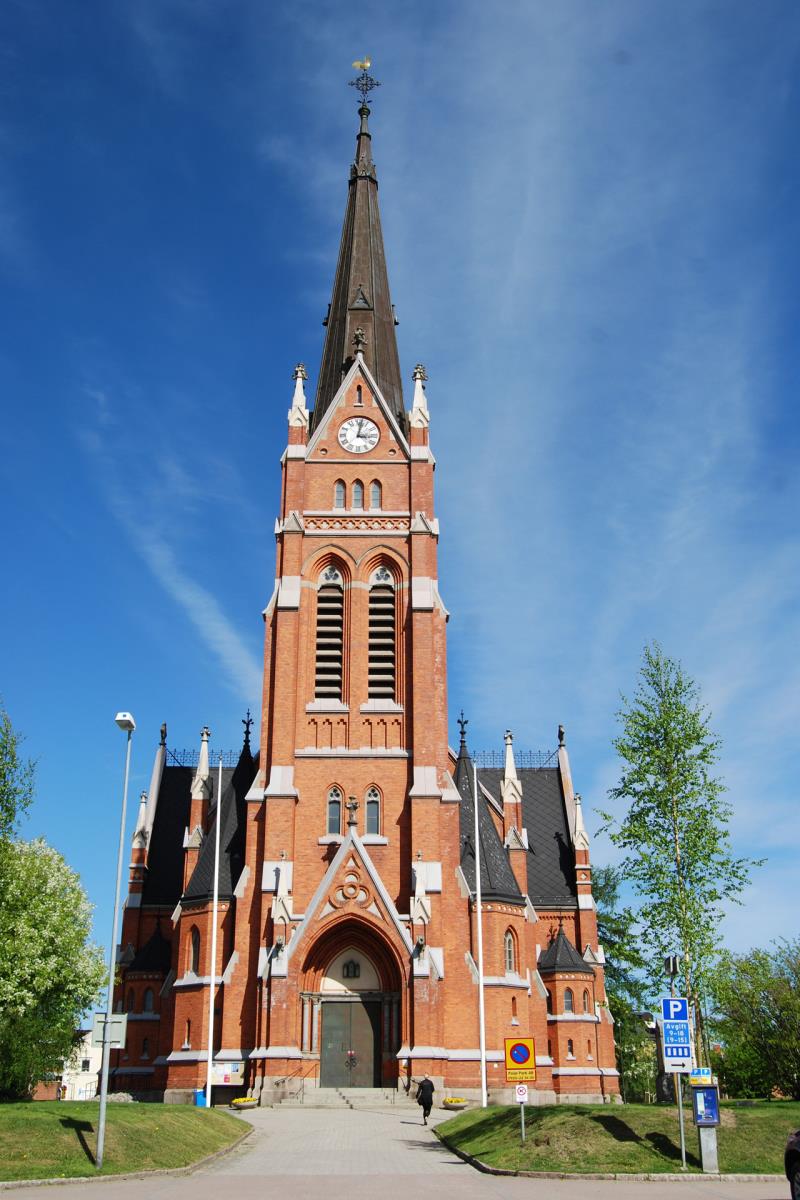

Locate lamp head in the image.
[115,712,136,732]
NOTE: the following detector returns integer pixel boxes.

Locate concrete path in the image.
[4,1105,787,1200]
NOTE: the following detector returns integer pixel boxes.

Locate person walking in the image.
[416,1075,435,1125]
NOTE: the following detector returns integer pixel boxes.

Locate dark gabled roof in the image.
[141,765,193,907]
[455,739,524,905]
[182,743,256,904]
[538,926,594,976]
[477,766,578,908]
[311,103,405,434]
[128,922,172,974]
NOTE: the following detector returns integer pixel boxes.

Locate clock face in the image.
[338,417,380,454]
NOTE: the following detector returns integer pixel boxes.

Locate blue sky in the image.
[2,1,798,967]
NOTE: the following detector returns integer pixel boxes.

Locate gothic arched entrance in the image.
[300,919,403,1088]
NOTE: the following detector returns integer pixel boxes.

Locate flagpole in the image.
[473,760,488,1107]
[205,754,222,1108]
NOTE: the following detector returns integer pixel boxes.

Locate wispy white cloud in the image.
[77,383,262,702]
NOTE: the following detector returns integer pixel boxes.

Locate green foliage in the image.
[593,864,655,1100]
[708,940,800,1100]
[599,643,760,1055]
[0,839,105,1100]
[0,702,34,842]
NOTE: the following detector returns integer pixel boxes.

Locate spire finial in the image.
[349,58,380,107]
[352,326,367,354]
[160,722,167,747]
[558,723,565,748]
[346,796,359,827]
[242,709,253,749]
[457,710,469,749]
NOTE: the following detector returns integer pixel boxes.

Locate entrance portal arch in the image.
[300,918,404,1087]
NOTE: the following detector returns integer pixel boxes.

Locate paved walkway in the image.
[4,1105,787,1200]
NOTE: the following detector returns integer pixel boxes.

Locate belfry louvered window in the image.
[368,566,396,699]
[315,566,344,700]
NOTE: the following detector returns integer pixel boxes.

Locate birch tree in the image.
[600,643,760,1063]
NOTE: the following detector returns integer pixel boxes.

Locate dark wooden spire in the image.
[311,103,405,433]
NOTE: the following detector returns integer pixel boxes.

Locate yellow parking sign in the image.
[504,1037,536,1082]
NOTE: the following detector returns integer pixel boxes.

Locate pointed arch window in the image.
[141,1037,150,1060]
[190,927,200,975]
[352,480,364,509]
[327,787,342,835]
[504,930,516,974]
[583,988,591,1013]
[315,567,344,700]
[564,987,574,1014]
[370,480,382,509]
[567,1038,575,1058]
[143,987,154,1013]
[368,566,395,700]
[546,989,553,1014]
[365,787,381,835]
[334,480,346,509]
[126,988,135,1012]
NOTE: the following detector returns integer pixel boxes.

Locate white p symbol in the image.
[668,1000,682,1019]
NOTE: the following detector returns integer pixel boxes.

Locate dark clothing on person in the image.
[416,1077,435,1124]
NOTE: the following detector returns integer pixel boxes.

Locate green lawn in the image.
[437,1100,800,1175]
[0,1101,246,1181]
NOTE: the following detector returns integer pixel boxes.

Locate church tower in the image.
[112,72,619,1105]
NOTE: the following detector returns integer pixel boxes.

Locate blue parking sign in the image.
[661,997,689,1022]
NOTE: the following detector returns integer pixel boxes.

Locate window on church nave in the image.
[315,567,344,700]
[365,787,380,834]
[370,480,381,509]
[327,787,342,835]
[368,567,395,700]
[334,480,346,509]
[564,987,574,1013]
[352,480,364,509]
[143,987,154,1012]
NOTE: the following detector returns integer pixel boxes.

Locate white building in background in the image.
[61,1030,101,1100]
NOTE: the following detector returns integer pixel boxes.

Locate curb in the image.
[0,1118,253,1191]
[434,1130,785,1183]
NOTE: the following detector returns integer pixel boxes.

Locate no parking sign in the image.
[504,1037,536,1081]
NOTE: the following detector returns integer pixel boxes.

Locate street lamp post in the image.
[96,712,136,1171]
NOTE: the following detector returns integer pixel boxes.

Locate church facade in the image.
[112,90,619,1105]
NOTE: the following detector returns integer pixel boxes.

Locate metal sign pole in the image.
[669,967,687,1172]
[520,1102,526,1143]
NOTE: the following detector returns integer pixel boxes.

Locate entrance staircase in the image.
[272,1086,416,1109]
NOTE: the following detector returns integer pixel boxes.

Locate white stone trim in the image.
[248,1046,303,1060]
[411,577,436,611]
[361,835,388,846]
[126,893,141,909]
[552,1066,602,1076]
[262,861,294,892]
[276,575,301,609]
[306,700,349,713]
[297,748,409,758]
[408,765,442,798]
[577,893,594,910]
[264,765,299,798]
[411,862,442,893]
[359,700,404,713]
[547,1013,600,1023]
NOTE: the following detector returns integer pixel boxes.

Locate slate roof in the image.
[182,742,256,903]
[455,741,525,905]
[476,766,577,908]
[140,765,193,907]
[538,926,594,976]
[128,922,172,974]
[311,103,406,434]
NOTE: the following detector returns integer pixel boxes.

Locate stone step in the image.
[273,1086,417,1109]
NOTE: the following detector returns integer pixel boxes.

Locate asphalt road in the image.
[3,1105,788,1200]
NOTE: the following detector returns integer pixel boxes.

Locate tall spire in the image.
[311,72,405,433]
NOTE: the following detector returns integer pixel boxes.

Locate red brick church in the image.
[112,81,619,1105]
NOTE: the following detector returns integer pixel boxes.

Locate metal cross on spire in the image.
[458,710,469,747]
[349,57,380,106]
[242,709,253,748]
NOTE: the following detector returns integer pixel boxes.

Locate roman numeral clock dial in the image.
[338,417,380,454]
